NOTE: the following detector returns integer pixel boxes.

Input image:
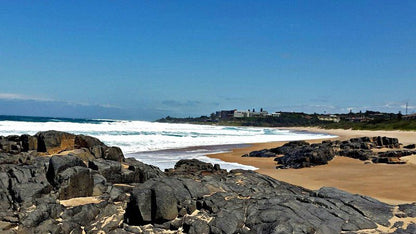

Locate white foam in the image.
[0,120,336,170]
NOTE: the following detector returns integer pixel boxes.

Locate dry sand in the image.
[59,196,102,207]
[208,127,416,205]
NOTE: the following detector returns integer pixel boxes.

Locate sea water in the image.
[0,115,335,170]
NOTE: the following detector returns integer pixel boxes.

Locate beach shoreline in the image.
[207,127,416,205]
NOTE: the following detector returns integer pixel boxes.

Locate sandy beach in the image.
[208,127,416,205]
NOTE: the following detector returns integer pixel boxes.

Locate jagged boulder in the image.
[56,166,94,200]
[167,159,224,176]
[275,144,335,169]
[373,136,400,148]
[0,158,51,211]
[103,146,124,162]
[20,134,38,152]
[88,158,165,184]
[125,175,210,225]
[123,158,165,183]
[35,131,76,154]
[88,159,122,183]
[46,155,86,186]
[269,140,310,155]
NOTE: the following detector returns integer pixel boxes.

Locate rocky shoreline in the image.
[1,131,416,233]
[243,136,416,169]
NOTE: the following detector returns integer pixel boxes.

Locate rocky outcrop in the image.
[242,149,276,158]
[274,143,335,169]
[243,136,415,169]
[124,160,413,233]
[404,144,416,149]
[36,131,76,154]
[0,131,167,233]
[0,130,124,162]
[1,132,416,233]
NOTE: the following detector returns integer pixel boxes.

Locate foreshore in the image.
[208,127,416,205]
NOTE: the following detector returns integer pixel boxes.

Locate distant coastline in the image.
[157,110,416,131]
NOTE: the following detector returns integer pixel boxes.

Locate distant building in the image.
[250,110,268,117]
[268,112,281,117]
[233,110,250,118]
[318,115,341,123]
[216,110,236,119]
[344,116,372,122]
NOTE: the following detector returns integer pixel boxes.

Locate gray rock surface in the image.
[0,132,415,233]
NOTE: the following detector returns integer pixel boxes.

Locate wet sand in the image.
[208,127,416,205]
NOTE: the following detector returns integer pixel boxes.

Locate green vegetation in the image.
[157,111,416,131]
[323,119,416,131]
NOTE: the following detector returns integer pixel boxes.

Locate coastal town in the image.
[158,108,416,130]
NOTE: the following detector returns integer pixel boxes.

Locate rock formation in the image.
[243,136,416,169]
[0,131,415,233]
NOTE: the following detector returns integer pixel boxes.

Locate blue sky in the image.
[0,1,415,120]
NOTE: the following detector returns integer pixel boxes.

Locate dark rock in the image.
[269,140,310,155]
[35,131,76,154]
[126,188,153,224]
[378,150,415,158]
[393,223,416,234]
[338,149,374,160]
[92,173,107,196]
[372,157,405,164]
[127,183,179,224]
[46,155,86,186]
[404,144,416,149]
[20,134,38,152]
[7,165,52,204]
[56,166,93,200]
[104,146,124,162]
[123,158,165,183]
[74,135,105,149]
[2,131,416,234]
[210,210,240,234]
[398,203,416,217]
[88,159,122,183]
[275,144,335,169]
[315,187,393,226]
[20,202,63,228]
[373,136,400,148]
[108,186,127,202]
[0,158,52,209]
[169,159,224,176]
[74,135,107,159]
[183,216,210,234]
[244,149,276,157]
[125,175,210,225]
[152,183,178,222]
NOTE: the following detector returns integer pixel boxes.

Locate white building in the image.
[318,115,340,123]
[250,111,268,117]
[233,110,250,118]
[268,112,281,117]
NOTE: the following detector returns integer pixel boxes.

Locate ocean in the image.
[0,115,335,170]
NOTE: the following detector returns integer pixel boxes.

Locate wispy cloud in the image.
[0,92,121,109]
[0,93,53,102]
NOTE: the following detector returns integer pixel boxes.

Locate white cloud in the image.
[0,92,121,109]
[0,93,52,101]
